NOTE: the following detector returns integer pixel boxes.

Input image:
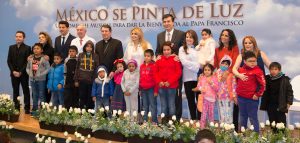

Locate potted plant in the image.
[77,108,94,136]
[126,112,170,143]
[38,102,64,132]
[93,108,127,142]
[0,94,20,122]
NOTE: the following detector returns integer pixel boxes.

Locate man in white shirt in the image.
[71,24,96,53]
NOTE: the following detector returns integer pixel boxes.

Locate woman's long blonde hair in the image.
[242,35,260,57]
[131,27,148,51]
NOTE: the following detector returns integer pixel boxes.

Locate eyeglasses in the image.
[246,60,257,63]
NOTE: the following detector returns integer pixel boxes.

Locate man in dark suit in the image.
[54,21,76,59]
[156,14,185,119]
[95,24,123,75]
[7,31,31,114]
[156,14,185,56]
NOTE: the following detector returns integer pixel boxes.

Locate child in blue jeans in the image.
[236,51,265,132]
[140,49,158,123]
[47,53,64,107]
[92,65,114,110]
[26,43,50,115]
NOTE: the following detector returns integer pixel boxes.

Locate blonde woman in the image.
[232,35,271,81]
[123,27,153,67]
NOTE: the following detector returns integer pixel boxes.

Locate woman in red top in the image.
[214,29,239,131]
[214,29,239,71]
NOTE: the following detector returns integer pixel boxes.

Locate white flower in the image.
[53,106,57,111]
[171,115,176,121]
[184,122,190,127]
[234,131,238,136]
[214,123,219,128]
[49,102,53,107]
[220,123,224,128]
[122,111,128,117]
[69,107,73,113]
[196,122,200,128]
[250,125,254,131]
[295,122,300,129]
[38,138,44,142]
[190,120,194,125]
[266,120,270,126]
[66,137,72,143]
[132,111,137,117]
[271,121,276,127]
[168,120,173,125]
[42,105,46,109]
[64,131,68,137]
[288,125,294,130]
[112,110,117,116]
[260,123,265,129]
[87,134,91,138]
[230,124,235,130]
[180,118,183,123]
[141,111,145,116]
[82,109,86,114]
[241,126,245,132]
[148,112,152,117]
[52,139,56,143]
[105,106,109,111]
[224,124,231,130]
[88,109,95,114]
[99,108,104,112]
[35,134,40,139]
[276,123,285,129]
[80,136,85,141]
[161,113,165,118]
[59,105,63,110]
[8,125,13,129]
[209,122,214,127]
[84,139,88,143]
[117,110,122,115]
[57,110,62,115]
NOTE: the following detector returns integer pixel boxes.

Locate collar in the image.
[104,37,112,43]
[61,32,70,39]
[166,28,174,35]
[270,72,283,80]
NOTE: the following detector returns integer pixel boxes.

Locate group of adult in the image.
[7,14,271,131]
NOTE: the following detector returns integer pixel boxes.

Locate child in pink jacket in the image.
[196,64,218,128]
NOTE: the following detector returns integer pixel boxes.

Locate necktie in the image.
[62,36,65,46]
[167,32,171,41]
[80,39,83,46]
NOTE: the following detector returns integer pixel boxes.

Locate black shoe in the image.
[25,110,30,114]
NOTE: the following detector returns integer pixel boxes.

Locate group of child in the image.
[26,34,294,132]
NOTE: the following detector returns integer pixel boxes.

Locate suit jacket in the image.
[54,34,76,59]
[95,38,123,73]
[156,29,185,56]
[7,43,31,75]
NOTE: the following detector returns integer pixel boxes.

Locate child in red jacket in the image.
[155,41,182,119]
[236,51,265,132]
[140,49,158,123]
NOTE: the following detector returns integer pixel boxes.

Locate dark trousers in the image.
[184,81,200,120]
[78,81,93,109]
[175,78,183,119]
[64,87,79,109]
[233,104,239,131]
[45,74,51,103]
[11,74,30,112]
[267,104,286,132]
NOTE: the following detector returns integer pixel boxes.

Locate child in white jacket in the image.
[121,59,140,116]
